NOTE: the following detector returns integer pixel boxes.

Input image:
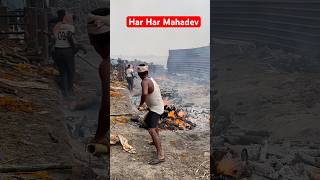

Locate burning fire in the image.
[175,119,185,129]
[168,111,175,118]
[177,111,185,117]
[161,105,196,130]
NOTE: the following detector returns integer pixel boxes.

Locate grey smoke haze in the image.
[111,0,210,65]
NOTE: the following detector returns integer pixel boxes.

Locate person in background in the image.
[125,64,134,93]
[48,10,66,60]
[53,13,77,98]
[137,64,165,165]
[87,8,110,145]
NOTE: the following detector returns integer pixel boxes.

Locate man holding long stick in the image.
[137,64,165,165]
[87,8,110,144]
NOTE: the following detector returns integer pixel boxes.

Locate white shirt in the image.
[126,68,134,77]
[145,78,164,115]
[54,23,75,48]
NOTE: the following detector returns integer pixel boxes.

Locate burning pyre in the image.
[160,104,196,130]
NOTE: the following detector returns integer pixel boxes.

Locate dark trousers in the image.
[54,47,75,97]
[126,77,134,91]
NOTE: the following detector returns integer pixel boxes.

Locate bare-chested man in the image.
[137,64,165,165]
[87,8,110,144]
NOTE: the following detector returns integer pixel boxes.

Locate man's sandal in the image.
[148,158,165,165]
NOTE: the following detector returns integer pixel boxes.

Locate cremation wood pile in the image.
[0,62,59,113]
[159,85,196,130]
[160,104,196,130]
[130,73,209,131]
[0,39,42,63]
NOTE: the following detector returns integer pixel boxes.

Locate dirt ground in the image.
[110,81,210,180]
[213,40,320,179]
[0,48,108,180]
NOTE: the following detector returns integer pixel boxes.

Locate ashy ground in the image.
[110,78,210,180]
[212,40,320,179]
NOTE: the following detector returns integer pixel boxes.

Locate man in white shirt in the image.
[125,64,134,93]
[137,64,165,165]
[53,14,76,98]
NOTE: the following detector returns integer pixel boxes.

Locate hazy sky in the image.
[110,0,210,61]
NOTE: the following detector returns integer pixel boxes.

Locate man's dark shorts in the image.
[145,111,161,129]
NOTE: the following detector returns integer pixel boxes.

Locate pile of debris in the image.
[0,39,27,63]
[111,81,127,89]
[110,90,124,98]
[212,123,320,179]
[255,46,320,73]
[0,96,33,112]
[160,88,179,100]
[110,134,136,154]
[0,61,59,112]
[0,39,43,64]
[0,62,58,83]
[160,104,196,130]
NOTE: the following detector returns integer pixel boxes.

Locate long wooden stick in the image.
[0,163,72,173]
[110,113,132,116]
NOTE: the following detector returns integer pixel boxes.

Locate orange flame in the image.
[175,119,184,126]
[177,111,185,117]
[168,111,175,118]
